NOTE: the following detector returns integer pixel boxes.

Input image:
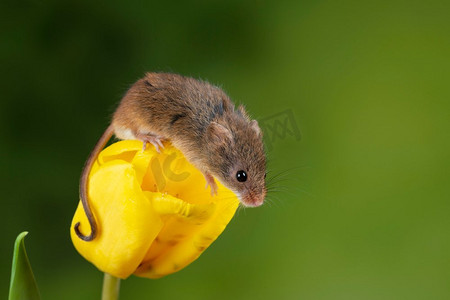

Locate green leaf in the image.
[9,232,41,300]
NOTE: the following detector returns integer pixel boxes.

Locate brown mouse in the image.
[74,72,267,241]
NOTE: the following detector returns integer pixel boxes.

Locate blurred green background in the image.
[1,0,450,299]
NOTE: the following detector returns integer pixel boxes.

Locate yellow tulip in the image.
[70,140,239,279]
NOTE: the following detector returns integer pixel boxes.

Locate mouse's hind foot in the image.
[136,132,165,152]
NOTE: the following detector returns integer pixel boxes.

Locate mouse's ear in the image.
[206,122,233,146]
[250,120,262,137]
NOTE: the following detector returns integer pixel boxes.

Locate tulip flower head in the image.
[71,140,239,279]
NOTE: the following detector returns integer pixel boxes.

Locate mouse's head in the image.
[205,111,266,207]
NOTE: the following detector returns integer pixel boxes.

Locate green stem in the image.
[101,273,120,300]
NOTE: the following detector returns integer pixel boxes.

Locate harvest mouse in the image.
[74,72,267,241]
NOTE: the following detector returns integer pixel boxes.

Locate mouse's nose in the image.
[242,190,266,207]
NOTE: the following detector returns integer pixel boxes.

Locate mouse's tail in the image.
[74,124,115,241]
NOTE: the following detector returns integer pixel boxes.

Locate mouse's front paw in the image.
[203,173,218,196]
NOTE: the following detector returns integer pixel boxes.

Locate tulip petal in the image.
[71,160,163,279]
[150,192,216,220]
[134,183,239,279]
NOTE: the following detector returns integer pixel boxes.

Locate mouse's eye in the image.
[264,173,267,179]
[236,170,247,182]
